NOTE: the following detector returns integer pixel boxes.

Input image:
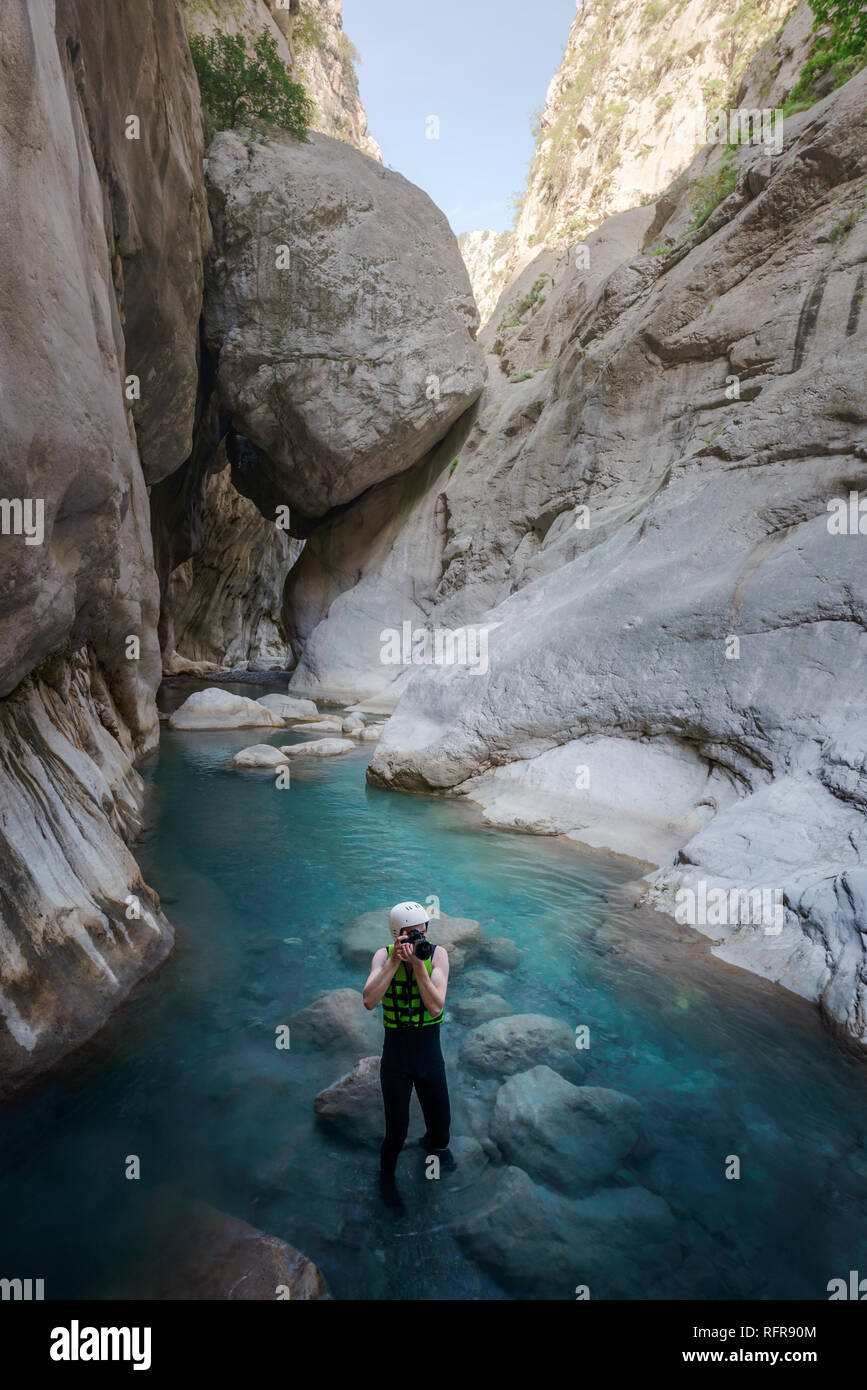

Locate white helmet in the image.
[388,901,429,942]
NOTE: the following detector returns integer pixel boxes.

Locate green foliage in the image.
[509,372,534,383]
[497,276,549,333]
[189,30,314,137]
[785,0,867,110]
[449,459,459,477]
[687,146,737,231]
[295,2,326,52]
[643,0,666,22]
[338,31,361,73]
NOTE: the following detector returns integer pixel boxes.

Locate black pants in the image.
[379,1024,451,1173]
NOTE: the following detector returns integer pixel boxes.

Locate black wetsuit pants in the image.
[379,1024,451,1173]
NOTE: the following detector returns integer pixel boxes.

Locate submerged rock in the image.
[490,1066,643,1196]
[480,937,521,971]
[287,988,383,1054]
[169,688,283,730]
[460,1014,579,1080]
[451,993,515,1027]
[456,1166,680,1299]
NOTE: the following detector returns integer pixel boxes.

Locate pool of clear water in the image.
[1,680,866,1300]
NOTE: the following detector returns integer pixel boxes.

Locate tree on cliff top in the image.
[190,30,314,140]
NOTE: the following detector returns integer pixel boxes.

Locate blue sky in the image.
[341,0,577,236]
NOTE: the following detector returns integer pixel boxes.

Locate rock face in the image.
[204,126,485,528]
[0,0,205,1095]
[0,655,174,1097]
[166,463,302,669]
[460,0,796,323]
[348,66,867,1043]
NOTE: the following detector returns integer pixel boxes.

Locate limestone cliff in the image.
[0,0,204,1092]
[462,0,799,322]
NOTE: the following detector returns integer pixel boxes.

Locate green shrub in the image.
[190,30,314,137]
[687,147,738,231]
[785,0,867,110]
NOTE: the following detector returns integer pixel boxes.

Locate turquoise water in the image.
[1,680,866,1300]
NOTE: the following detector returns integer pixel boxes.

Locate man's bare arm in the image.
[411,945,449,1016]
[363,946,401,1010]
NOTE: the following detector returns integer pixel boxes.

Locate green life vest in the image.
[382,944,444,1028]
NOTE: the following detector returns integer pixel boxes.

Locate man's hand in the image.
[395,935,415,965]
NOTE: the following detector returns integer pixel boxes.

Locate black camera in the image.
[402,928,432,960]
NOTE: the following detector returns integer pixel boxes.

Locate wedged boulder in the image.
[455,1166,680,1299]
[340,909,482,972]
[314,1055,383,1144]
[480,937,521,971]
[287,988,383,1054]
[230,744,289,769]
[169,688,283,729]
[452,993,515,1027]
[256,694,319,721]
[460,1014,579,1080]
[490,1066,642,1195]
[280,738,355,757]
[204,127,485,527]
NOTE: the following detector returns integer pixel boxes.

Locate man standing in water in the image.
[363,901,453,1208]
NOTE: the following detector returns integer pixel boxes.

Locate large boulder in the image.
[287,988,383,1054]
[204,127,486,528]
[279,738,355,757]
[451,993,515,1027]
[169,688,283,730]
[230,744,289,769]
[460,1014,579,1080]
[490,1066,643,1195]
[256,694,319,721]
[456,1166,681,1299]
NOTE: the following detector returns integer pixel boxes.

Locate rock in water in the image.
[456,1167,680,1299]
[451,994,515,1027]
[314,1056,384,1144]
[169,688,284,730]
[490,1066,643,1196]
[340,909,482,972]
[230,745,290,769]
[287,989,383,1054]
[280,738,356,758]
[460,1014,580,1080]
[204,127,486,527]
[256,694,319,721]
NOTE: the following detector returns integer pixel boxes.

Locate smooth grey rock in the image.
[340,909,482,973]
[204,127,485,526]
[460,1014,579,1080]
[451,993,515,1027]
[169,689,283,730]
[279,738,355,758]
[314,1055,383,1143]
[490,1066,643,1195]
[456,1166,681,1298]
[287,988,383,1054]
[480,937,521,971]
[256,694,319,720]
[230,744,289,769]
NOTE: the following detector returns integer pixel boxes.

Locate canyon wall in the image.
[462,0,801,323]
